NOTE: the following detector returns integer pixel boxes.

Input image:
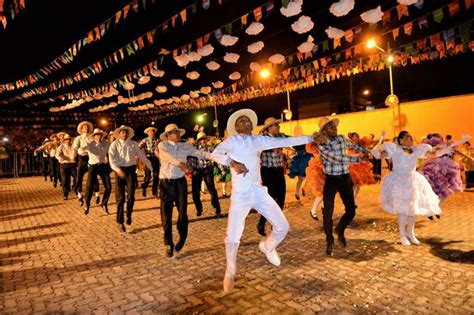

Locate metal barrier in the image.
[0,152,47,178]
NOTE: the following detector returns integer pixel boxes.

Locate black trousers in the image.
[42,156,50,178]
[191,168,221,214]
[115,165,137,225]
[371,158,382,179]
[259,166,286,226]
[60,163,77,197]
[159,177,188,247]
[466,171,474,188]
[322,174,356,243]
[85,163,112,208]
[75,155,99,193]
[49,157,60,185]
[142,156,160,195]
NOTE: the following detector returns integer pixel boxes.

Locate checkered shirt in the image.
[318,135,368,176]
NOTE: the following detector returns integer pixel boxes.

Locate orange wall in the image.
[262,94,474,142]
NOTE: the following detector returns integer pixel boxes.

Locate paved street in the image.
[1,175,473,314]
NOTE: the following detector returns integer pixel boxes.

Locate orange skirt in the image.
[349,161,376,186]
[305,157,326,196]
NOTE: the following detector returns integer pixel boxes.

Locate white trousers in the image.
[225,185,289,276]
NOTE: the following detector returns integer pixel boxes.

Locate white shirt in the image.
[86,139,110,165]
[108,139,152,173]
[55,143,77,164]
[211,134,312,193]
[73,134,90,156]
[158,140,212,179]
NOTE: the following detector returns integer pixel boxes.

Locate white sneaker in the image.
[400,236,411,246]
[259,241,281,266]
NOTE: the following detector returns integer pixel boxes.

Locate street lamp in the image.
[363,89,370,96]
[259,68,293,121]
[196,113,207,123]
[99,117,108,127]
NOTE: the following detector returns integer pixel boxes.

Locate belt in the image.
[326,173,349,178]
[160,176,185,183]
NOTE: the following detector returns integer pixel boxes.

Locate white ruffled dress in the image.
[380,143,441,217]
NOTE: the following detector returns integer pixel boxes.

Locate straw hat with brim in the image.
[160,124,185,141]
[319,116,339,131]
[261,117,281,132]
[196,131,209,142]
[63,134,72,140]
[144,127,158,134]
[49,134,58,140]
[56,131,67,139]
[226,108,258,136]
[77,121,93,134]
[114,125,135,141]
[92,128,107,137]
[43,138,50,143]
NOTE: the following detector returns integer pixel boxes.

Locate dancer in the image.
[209,108,316,294]
[372,131,447,246]
[73,121,99,206]
[157,124,213,257]
[459,142,474,188]
[108,125,153,233]
[187,131,222,217]
[304,134,326,221]
[55,134,78,200]
[83,128,111,215]
[139,127,160,197]
[317,117,369,256]
[48,134,61,188]
[347,132,376,203]
[288,143,311,200]
[256,117,287,237]
[35,138,51,181]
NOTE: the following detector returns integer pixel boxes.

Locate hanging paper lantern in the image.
[291,15,314,34]
[298,41,315,53]
[212,81,224,88]
[398,0,418,4]
[154,99,166,106]
[245,22,264,35]
[171,79,183,87]
[206,61,221,70]
[166,98,174,104]
[280,1,302,17]
[200,86,211,94]
[325,26,345,39]
[190,91,200,98]
[181,94,190,101]
[360,6,384,24]
[268,53,285,64]
[155,86,167,93]
[220,34,239,46]
[188,51,202,62]
[138,76,150,85]
[197,44,214,57]
[329,0,355,17]
[224,52,240,63]
[123,82,135,90]
[247,41,264,54]
[186,71,200,80]
[174,54,190,67]
[172,96,181,103]
[150,69,165,77]
[229,72,241,80]
[249,62,262,72]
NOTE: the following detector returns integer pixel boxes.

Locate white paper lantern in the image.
[245,22,264,35]
[325,26,345,39]
[280,1,302,17]
[138,76,150,85]
[197,44,214,57]
[229,72,241,80]
[212,81,224,88]
[186,71,200,80]
[329,0,355,17]
[268,53,285,64]
[224,52,240,63]
[298,41,315,53]
[247,41,264,54]
[360,6,384,24]
[206,61,220,71]
[171,79,183,87]
[174,54,190,67]
[187,51,202,62]
[155,86,167,93]
[150,68,165,77]
[220,34,239,46]
[249,62,262,72]
[190,91,200,98]
[291,15,314,34]
[200,86,212,94]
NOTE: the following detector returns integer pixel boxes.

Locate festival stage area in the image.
[1,176,473,313]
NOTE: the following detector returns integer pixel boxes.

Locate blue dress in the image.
[289,144,312,178]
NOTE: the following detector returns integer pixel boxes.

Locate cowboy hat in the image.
[160,124,185,141]
[49,134,58,140]
[319,116,339,131]
[63,134,72,140]
[92,128,107,137]
[144,127,158,134]
[114,125,135,141]
[77,121,93,134]
[43,138,50,144]
[196,131,209,142]
[261,117,281,132]
[226,108,258,136]
[56,131,67,139]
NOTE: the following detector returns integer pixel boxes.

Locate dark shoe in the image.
[335,227,347,248]
[63,195,68,200]
[310,211,319,221]
[295,194,300,201]
[166,246,174,257]
[257,223,267,237]
[215,211,222,218]
[302,189,306,197]
[50,177,53,182]
[78,196,84,206]
[84,207,89,215]
[196,211,203,217]
[44,177,47,181]
[95,196,100,205]
[428,216,434,221]
[54,182,57,188]
[101,204,109,214]
[175,240,185,252]
[119,224,126,233]
[326,242,334,256]
[142,189,146,197]
[435,215,441,219]
[126,217,132,225]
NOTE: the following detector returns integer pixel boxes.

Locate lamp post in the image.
[259,68,293,121]
[367,38,400,133]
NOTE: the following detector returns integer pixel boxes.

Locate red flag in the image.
[254,7,262,21]
[403,22,413,36]
[448,1,460,16]
[396,5,409,20]
[344,29,354,43]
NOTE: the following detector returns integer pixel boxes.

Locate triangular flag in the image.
[254,6,262,21]
[393,28,400,40]
[396,4,409,20]
[123,5,130,19]
[403,22,413,36]
[322,40,329,52]
[180,9,187,23]
[241,14,248,26]
[171,14,178,27]
[344,29,354,43]
[333,38,341,49]
[448,1,460,17]
[417,16,428,28]
[433,8,444,23]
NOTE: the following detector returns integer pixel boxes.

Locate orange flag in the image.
[180,9,187,23]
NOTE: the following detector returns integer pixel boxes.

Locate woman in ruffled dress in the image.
[288,144,312,200]
[347,132,376,203]
[304,135,326,220]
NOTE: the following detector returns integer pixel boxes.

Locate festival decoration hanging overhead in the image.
[291,15,314,34]
[247,41,265,54]
[360,6,384,24]
[329,0,355,17]
[245,22,265,35]
[280,0,302,17]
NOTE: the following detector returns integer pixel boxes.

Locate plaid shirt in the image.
[318,135,368,176]
[187,145,213,172]
[139,137,160,156]
[260,134,286,168]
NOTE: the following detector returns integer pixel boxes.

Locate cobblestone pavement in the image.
[1,175,473,314]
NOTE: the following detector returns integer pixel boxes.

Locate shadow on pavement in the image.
[424,237,474,264]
